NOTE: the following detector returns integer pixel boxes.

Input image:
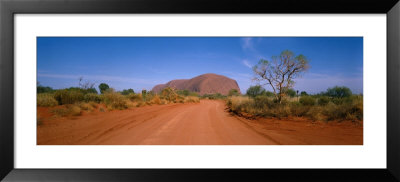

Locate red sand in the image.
[37,100,362,145]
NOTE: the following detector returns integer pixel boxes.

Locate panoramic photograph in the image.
[37,37,363,145]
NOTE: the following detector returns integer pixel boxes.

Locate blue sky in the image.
[37,37,363,94]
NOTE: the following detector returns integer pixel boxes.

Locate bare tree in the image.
[78,76,96,89]
[253,50,310,103]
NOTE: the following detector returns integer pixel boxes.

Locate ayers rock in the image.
[152,73,241,95]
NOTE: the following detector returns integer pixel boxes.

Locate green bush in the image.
[176,90,190,96]
[37,93,58,107]
[318,96,330,106]
[228,89,240,96]
[37,85,54,93]
[285,88,297,97]
[83,93,102,103]
[202,93,226,100]
[253,95,274,109]
[99,83,110,94]
[246,85,265,98]
[121,88,135,95]
[300,91,308,96]
[290,102,310,117]
[324,86,352,98]
[299,96,316,106]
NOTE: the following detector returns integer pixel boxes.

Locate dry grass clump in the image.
[37,93,58,107]
[149,95,162,105]
[127,93,142,102]
[88,101,98,108]
[51,104,82,117]
[184,96,200,103]
[79,102,94,111]
[227,96,254,113]
[102,91,128,110]
[68,105,82,116]
[54,89,84,105]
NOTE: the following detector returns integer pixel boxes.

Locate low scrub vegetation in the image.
[227,86,363,122]
[37,93,58,107]
[38,84,201,117]
[201,93,227,100]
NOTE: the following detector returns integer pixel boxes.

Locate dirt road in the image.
[37,100,363,145]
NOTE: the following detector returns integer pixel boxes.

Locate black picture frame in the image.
[1,0,399,181]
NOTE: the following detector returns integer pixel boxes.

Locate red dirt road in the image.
[37,100,362,145]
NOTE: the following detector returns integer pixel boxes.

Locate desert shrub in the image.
[37,85,54,93]
[161,87,179,102]
[324,86,352,98]
[98,83,110,94]
[290,102,310,117]
[202,93,226,100]
[83,93,102,103]
[54,89,84,105]
[150,95,162,104]
[318,96,330,106]
[125,100,137,108]
[79,102,94,111]
[322,96,363,121]
[246,85,265,98]
[271,104,291,118]
[300,91,308,96]
[228,89,240,96]
[65,87,96,95]
[121,88,135,95]
[176,90,189,96]
[102,91,128,110]
[51,107,69,117]
[299,96,316,106]
[37,93,58,107]
[227,96,254,113]
[145,91,155,102]
[88,101,98,108]
[176,90,199,97]
[184,96,200,103]
[67,105,82,116]
[51,105,81,117]
[322,102,345,121]
[85,88,98,94]
[136,102,146,107]
[253,95,274,109]
[127,93,142,102]
[306,106,324,121]
[285,88,297,97]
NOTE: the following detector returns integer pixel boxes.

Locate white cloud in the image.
[242,60,253,69]
[241,38,253,50]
